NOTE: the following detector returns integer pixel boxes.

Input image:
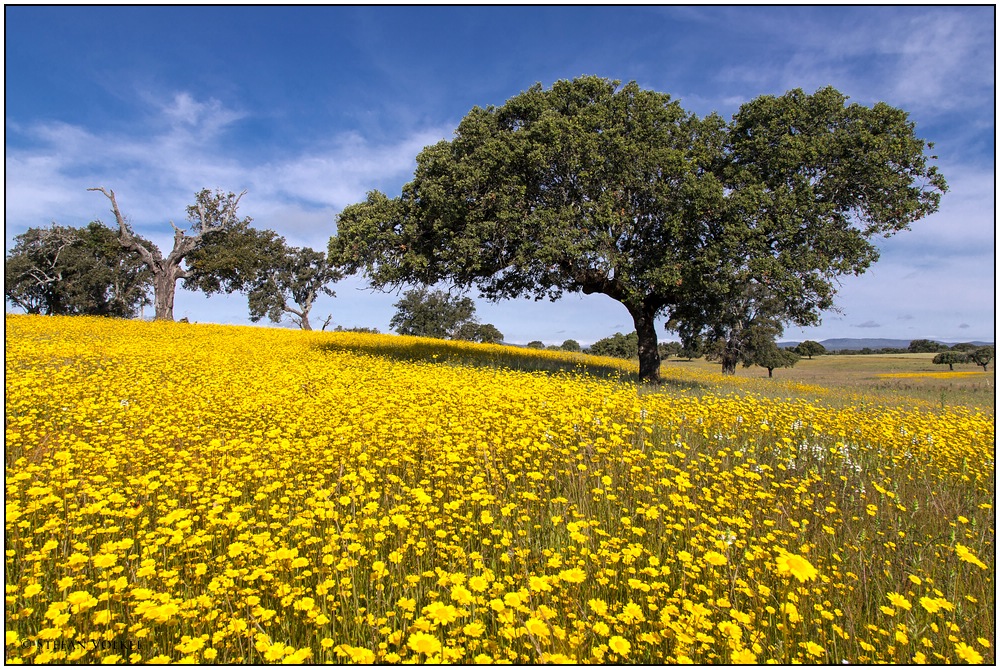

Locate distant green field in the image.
[661,353,995,410]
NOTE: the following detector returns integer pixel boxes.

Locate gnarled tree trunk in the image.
[720,338,740,375]
[151,265,186,321]
[629,305,662,383]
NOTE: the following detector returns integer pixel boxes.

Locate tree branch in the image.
[88,187,161,267]
[196,190,247,235]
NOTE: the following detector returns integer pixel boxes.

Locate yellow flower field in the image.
[4,314,995,664]
[876,371,990,380]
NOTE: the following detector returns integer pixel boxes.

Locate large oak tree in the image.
[332,77,946,381]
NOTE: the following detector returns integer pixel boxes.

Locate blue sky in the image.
[5,6,995,345]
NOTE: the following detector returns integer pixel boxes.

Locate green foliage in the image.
[526,341,545,349]
[588,332,639,360]
[246,244,342,330]
[969,346,993,371]
[333,325,381,334]
[560,339,582,353]
[795,340,827,359]
[5,222,152,317]
[332,77,946,382]
[389,287,479,340]
[909,339,947,353]
[932,351,969,371]
[752,342,801,377]
[949,342,979,353]
[675,283,788,375]
[659,341,692,360]
[453,322,505,344]
[184,226,284,297]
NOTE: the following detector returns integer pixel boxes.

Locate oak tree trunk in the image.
[630,307,661,383]
[151,265,184,321]
[720,341,739,375]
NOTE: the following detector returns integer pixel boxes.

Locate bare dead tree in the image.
[88,187,246,321]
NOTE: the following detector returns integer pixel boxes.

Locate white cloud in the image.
[877,161,994,263]
[711,7,993,118]
[159,92,246,130]
[5,91,450,257]
[249,127,448,212]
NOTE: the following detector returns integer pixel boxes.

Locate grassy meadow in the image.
[4,314,995,664]
[662,352,995,411]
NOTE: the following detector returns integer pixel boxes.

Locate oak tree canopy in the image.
[332,77,946,381]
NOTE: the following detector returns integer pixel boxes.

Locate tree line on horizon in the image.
[6,77,949,379]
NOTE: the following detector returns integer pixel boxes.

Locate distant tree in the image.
[909,339,947,353]
[677,342,702,360]
[389,287,478,339]
[526,341,545,349]
[658,341,683,359]
[90,187,264,321]
[560,339,581,352]
[477,324,505,344]
[333,325,381,334]
[969,346,994,371]
[697,302,784,374]
[5,222,152,317]
[753,342,801,377]
[672,281,789,375]
[4,227,71,315]
[452,322,477,341]
[589,332,639,360]
[795,340,826,359]
[454,322,504,344]
[246,244,342,331]
[932,351,969,371]
[950,342,979,353]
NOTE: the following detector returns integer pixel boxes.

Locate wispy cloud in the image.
[156,92,247,133]
[852,321,882,329]
[5,91,450,253]
[710,7,993,118]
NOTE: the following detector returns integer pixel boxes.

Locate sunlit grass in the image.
[5,314,994,664]
[659,354,994,411]
[876,371,989,380]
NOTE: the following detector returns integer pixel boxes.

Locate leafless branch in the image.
[88,187,160,267]
[194,189,247,235]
